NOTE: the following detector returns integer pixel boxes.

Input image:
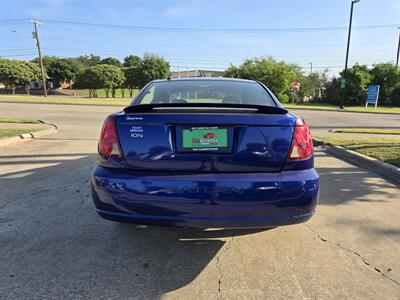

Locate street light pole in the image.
[340,0,360,109]
[31,20,47,97]
[396,27,400,67]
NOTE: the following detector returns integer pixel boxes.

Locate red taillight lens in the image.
[98,117,122,157]
[288,118,313,161]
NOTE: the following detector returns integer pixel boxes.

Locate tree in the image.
[224,57,302,102]
[74,67,102,97]
[122,55,142,97]
[96,64,125,97]
[74,64,125,98]
[321,65,373,106]
[322,77,341,105]
[0,59,42,94]
[123,55,141,67]
[369,63,400,106]
[47,58,83,88]
[76,54,101,67]
[224,65,240,78]
[137,54,170,89]
[124,65,141,97]
[74,54,169,96]
[298,70,328,102]
[391,85,400,107]
[33,56,84,88]
[100,57,122,67]
[21,61,41,94]
[340,64,371,105]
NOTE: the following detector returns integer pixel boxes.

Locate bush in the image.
[224,56,302,103]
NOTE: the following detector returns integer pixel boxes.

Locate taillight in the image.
[98,117,122,157]
[288,118,313,160]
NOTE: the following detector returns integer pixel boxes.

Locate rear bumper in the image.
[91,166,319,228]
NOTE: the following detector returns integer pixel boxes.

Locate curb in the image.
[0,121,58,147]
[287,107,400,116]
[0,100,124,108]
[313,138,400,186]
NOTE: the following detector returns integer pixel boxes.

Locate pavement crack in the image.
[214,234,235,298]
[304,224,400,287]
[305,223,327,242]
[217,260,222,291]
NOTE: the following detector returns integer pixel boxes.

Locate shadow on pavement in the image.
[0,154,266,298]
[313,148,399,206]
[0,149,398,298]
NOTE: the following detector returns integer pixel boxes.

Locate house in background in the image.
[30,80,53,90]
[170,69,224,78]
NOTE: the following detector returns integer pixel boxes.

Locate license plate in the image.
[182,126,228,152]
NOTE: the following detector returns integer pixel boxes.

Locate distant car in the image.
[91,78,319,228]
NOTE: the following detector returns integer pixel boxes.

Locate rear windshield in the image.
[134,80,277,107]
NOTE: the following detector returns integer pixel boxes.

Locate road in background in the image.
[1,103,399,299]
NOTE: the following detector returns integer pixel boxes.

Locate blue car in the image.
[91,78,319,228]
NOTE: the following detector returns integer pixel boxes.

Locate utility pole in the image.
[31,20,47,97]
[309,62,313,75]
[396,27,400,67]
[340,0,360,109]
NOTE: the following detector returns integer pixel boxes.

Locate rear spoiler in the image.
[123,103,288,115]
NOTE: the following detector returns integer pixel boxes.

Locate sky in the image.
[0,0,399,76]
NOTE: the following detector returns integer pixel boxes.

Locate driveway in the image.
[1,103,399,299]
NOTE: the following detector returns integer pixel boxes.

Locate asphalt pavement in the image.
[1,102,399,299]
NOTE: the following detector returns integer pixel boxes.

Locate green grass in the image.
[315,136,400,167]
[0,95,131,106]
[60,88,139,98]
[2,94,400,113]
[0,118,41,124]
[332,128,400,135]
[0,128,39,139]
[284,103,400,114]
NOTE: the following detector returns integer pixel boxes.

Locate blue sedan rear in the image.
[91,78,319,228]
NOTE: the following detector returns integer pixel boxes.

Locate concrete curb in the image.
[288,107,400,116]
[0,120,58,147]
[0,100,124,108]
[313,138,400,186]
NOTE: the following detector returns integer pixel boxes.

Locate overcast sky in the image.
[1,0,399,75]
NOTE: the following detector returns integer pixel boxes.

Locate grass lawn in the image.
[0,128,39,139]
[284,103,400,114]
[1,94,400,113]
[332,128,400,135]
[0,95,131,106]
[0,118,41,124]
[315,136,400,167]
[60,88,139,98]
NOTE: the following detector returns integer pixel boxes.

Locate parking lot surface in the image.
[1,103,399,299]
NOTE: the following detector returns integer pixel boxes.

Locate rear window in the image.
[135,80,277,107]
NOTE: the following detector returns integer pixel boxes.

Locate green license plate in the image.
[182,127,228,151]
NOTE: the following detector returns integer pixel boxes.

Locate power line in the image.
[37,37,393,49]
[37,19,400,33]
[169,64,375,71]
[41,47,393,59]
[0,53,36,57]
[0,48,36,52]
[0,19,30,23]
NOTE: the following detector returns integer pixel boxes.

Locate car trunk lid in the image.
[115,106,295,173]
